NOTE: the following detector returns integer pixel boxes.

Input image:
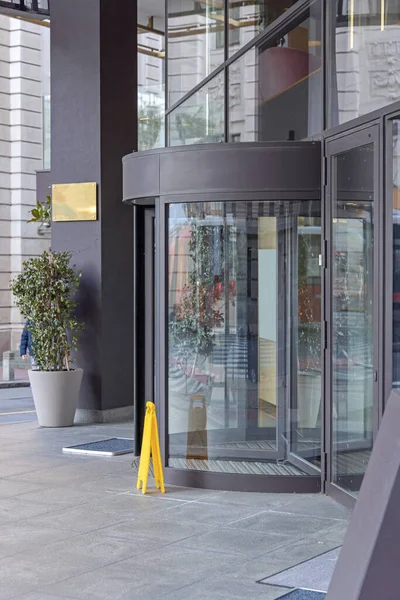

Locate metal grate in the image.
[169,457,304,476]
[277,591,325,600]
[63,438,134,456]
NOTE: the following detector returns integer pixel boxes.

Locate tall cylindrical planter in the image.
[28,369,83,427]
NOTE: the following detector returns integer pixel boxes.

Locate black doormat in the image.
[279,591,325,600]
[63,438,134,456]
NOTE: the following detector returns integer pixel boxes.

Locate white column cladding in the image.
[0,15,49,355]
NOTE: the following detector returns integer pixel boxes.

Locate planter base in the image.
[28,369,83,427]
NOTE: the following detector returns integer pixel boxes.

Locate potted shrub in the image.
[11,246,83,428]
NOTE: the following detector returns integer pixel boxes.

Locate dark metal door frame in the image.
[134,206,155,456]
[325,124,381,507]
[383,111,400,409]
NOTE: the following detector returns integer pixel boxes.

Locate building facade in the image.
[0,13,49,361]
[125,0,400,507]
[4,0,399,506]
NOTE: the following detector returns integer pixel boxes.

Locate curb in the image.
[0,381,30,389]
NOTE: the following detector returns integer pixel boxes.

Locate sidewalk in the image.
[0,415,349,599]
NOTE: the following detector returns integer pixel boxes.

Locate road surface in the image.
[0,387,35,424]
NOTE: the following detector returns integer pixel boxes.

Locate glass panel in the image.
[228,0,301,56]
[167,201,321,475]
[393,120,400,387]
[331,144,374,496]
[168,71,224,146]
[228,3,322,143]
[167,0,225,107]
[138,30,165,151]
[291,216,322,463]
[331,1,400,126]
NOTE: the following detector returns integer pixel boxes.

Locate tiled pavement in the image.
[0,418,350,599]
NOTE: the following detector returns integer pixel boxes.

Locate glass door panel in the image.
[167,200,321,476]
[289,215,322,471]
[329,130,378,498]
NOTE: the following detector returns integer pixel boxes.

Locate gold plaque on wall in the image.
[52,182,97,222]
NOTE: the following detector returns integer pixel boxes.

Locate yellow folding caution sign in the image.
[136,401,165,495]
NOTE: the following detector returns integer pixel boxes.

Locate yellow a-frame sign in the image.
[136,401,165,495]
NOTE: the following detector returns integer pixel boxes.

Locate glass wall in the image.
[228,4,322,142]
[228,0,302,56]
[169,71,224,146]
[167,0,225,107]
[167,200,321,475]
[331,1,400,126]
[138,29,165,151]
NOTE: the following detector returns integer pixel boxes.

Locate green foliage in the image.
[138,107,163,151]
[169,223,235,378]
[28,196,51,226]
[11,251,83,372]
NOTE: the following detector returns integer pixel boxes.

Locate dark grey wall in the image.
[50,0,137,414]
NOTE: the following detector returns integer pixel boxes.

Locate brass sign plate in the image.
[52,182,97,222]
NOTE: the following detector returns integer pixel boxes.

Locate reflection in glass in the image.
[228,0,301,56]
[393,121,400,387]
[168,72,224,146]
[331,2,400,126]
[167,0,225,108]
[168,201,321,475]
[228,3,322,143]
[331,144,374,495]
[138,30,165,151]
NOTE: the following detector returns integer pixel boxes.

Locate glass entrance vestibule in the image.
[123,124,400,503]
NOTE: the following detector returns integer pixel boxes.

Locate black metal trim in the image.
[325,124,380,505]
[325,101,400,142]
[163,467,321,493]
[164,0,169,144]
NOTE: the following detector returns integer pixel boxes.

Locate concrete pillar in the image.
[43,0,137,422]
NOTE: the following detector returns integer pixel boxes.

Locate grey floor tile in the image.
[0,522,75,559]
[0,480,43,499]
[264,547,340,592]
[13,593,76,600]
[46,560,205,600]
[21,494,172,534]
[111,544,244,582]
[171,526,295,558]
[258,536,340,567]
[0,496,56,525]
[0,585,35,600]
[309,521,349,546]
[228,510,338,537]
[273,495,350,521]
[14,485,106,509]
[207,491,305,510]
[6,460,130,487]
[161,498,264,526]
[159,576,288,600]
[96,516,211,543]
[0,531,155,590]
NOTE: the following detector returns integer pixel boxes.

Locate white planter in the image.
[28,368,83,427]
[297,372,321,429]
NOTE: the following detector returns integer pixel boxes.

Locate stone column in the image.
[45,0,137,422]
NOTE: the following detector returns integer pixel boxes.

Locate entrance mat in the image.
[278,591,325,600]
[63,438,134,456]
[261,548,340,592]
